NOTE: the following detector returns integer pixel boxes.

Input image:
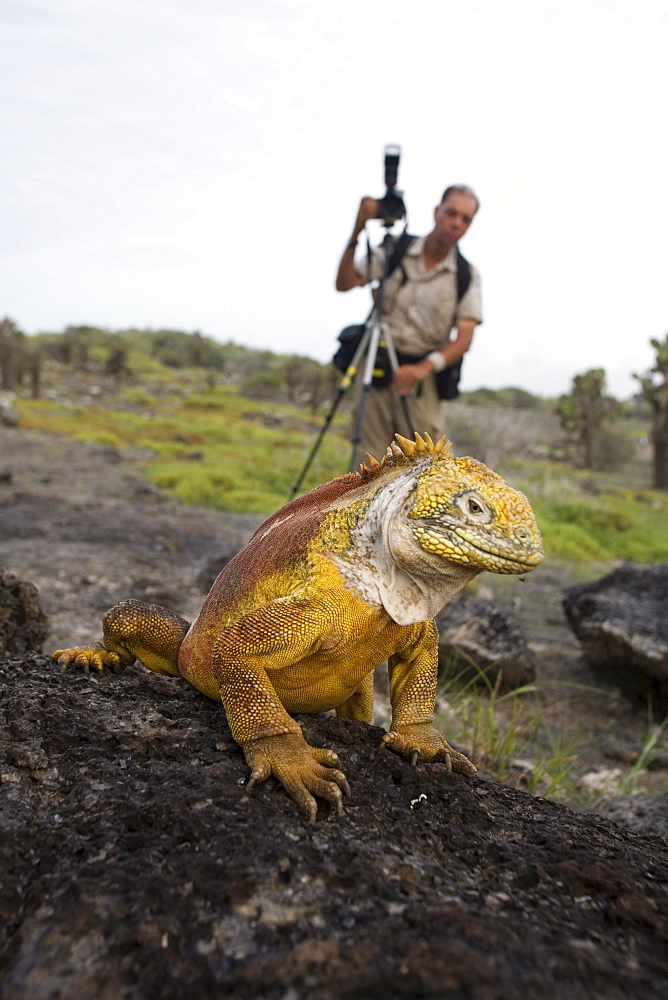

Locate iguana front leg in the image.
[53,599,190,676]
[210,599,351,821]
[382,620,477,777]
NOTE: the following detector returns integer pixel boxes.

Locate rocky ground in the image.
[1,425,668,998]
[0,652,666,1000]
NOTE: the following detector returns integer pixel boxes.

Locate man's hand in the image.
[354,196,379,232]
[336,196,380,292]
[392,360,433,396]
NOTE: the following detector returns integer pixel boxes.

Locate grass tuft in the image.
[434,659,582,800]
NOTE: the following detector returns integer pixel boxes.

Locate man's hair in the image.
[441,185,480,212]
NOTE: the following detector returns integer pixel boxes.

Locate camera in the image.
[375,144,406,225]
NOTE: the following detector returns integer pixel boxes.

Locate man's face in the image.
[433,191,478,246]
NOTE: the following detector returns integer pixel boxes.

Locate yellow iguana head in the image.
[362,432,544,576]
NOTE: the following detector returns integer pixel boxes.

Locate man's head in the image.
[440,185,480,211]
[432,185,479,248]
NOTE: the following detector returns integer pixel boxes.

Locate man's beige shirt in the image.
[355,235,483,356]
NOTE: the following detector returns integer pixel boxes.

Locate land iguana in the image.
[53,433,544,820]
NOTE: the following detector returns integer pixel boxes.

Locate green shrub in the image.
[594,428,637,472]
[72,428,125,449]
[506,460,668,563]
[240,371,284,401]
[539,520,609,561]
[170,475,218,506]
[212,487,286,514]
[121,387,156,407]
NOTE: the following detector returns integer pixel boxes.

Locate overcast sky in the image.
[2,0,666,399]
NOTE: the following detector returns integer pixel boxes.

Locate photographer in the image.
[335,185,483,467]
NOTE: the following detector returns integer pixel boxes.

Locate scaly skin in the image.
[54,432,544,820]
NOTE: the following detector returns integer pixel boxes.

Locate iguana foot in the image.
[243,732,351,822]
[381,723,477,777]
[52,645,126,673]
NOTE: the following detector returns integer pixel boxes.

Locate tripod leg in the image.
[291,326,373,497]
[349,383,372,472]
[383,327,415,439]
[348,319,384,472]
[290,388,345,497]
[398,393,414,437]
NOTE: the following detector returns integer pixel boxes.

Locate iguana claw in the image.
[52,646,124,673]
[407,747,451,768]
[243,732,351,821]
[381,724,476,776]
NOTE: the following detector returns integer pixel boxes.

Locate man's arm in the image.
[392,319,478,396]
[335,197,378,291]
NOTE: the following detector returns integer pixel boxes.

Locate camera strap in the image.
[455,250,472,301]
[364,227,415,288]
[386,228,416,279]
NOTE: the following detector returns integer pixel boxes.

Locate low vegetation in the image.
[9,326,667,560]
[375,659,665,806]
[16,389,349,514]
[437,676,582,801]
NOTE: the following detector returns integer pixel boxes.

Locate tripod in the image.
[290,230,414,498]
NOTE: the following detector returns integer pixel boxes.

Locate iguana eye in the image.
[456,491,492,522]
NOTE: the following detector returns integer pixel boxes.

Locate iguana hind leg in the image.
[336,671,374,723]
[53,599,190,676]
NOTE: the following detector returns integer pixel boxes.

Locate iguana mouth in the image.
[412,524,544,574]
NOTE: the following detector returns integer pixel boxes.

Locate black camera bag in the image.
[434,357,464,400]
[332,324,366,374]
